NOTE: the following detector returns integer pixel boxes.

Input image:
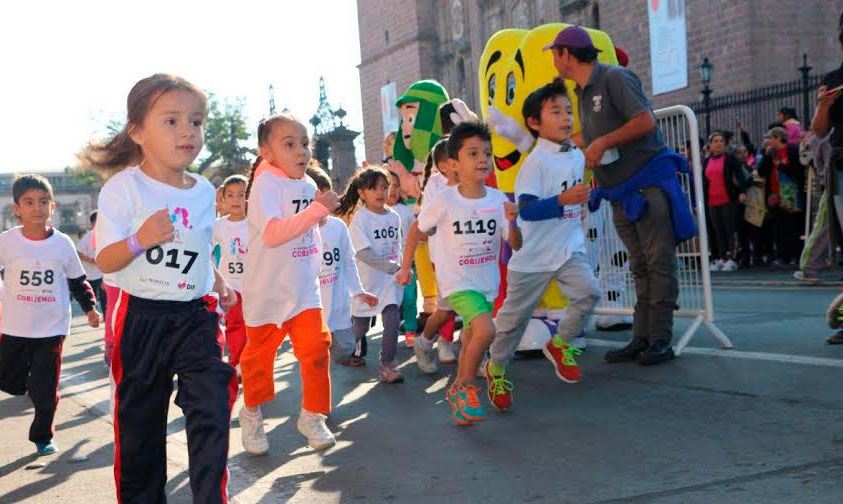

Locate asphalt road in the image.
[1,271,842,503]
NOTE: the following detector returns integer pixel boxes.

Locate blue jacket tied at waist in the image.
[587,149,697,243]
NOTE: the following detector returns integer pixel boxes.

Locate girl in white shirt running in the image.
[86,73,238,503]
[337,166,405,383]
[237,114,341,455]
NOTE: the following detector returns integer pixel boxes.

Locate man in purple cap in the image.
[544,26,694,366]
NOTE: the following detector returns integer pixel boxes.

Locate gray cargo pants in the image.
[611,186,679,344]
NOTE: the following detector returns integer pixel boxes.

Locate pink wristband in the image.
[127,233,144,257]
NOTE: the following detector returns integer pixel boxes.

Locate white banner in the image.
[647,0,688,95]
[380,82,399,138]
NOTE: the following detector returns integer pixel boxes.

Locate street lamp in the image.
[699,57,714,138]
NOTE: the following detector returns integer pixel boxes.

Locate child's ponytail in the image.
[79,73,206,174]
[336,175,362,218]
[244,156,262,216]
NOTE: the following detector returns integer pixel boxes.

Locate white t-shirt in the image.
[421,173,450,264]
[213,217,248,292]
[0,227,86,338]
[417,186,509,302]
[96,166,215,301]
[318,216,365,331]
[75,230,103,281]
[349,206,402,317]
[243,171,322,327]
[391,202,416,247]
[508,138,587,273]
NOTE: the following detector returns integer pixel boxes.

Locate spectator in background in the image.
[795,130,833,282]
[704,132,748,271]
[758,127,807,265]
[779,107,804,146]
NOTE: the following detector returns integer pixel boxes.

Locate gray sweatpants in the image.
[329,328,355,364]
[352,304,400,366]
[611,186,679,344]
[490,253,599,367]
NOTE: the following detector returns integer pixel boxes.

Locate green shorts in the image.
[446,290,493,326]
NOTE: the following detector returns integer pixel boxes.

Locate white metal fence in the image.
[585,105,732,354]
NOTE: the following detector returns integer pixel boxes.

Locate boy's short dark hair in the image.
[12,174,53,204]
[522,78,570,138]
[90,210,98,225]
[306,165,333,192]
[446,121,491,160]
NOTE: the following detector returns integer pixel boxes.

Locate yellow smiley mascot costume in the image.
[479,23,632,349]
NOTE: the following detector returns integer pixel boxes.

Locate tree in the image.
[198,94,254,182]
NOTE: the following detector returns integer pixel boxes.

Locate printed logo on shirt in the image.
[592,95,603,113]
[169,206,193,244]
[229,237,247,256]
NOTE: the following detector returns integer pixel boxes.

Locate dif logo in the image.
[178,280,196,290]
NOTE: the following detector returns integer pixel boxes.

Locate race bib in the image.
[8,257,62,304]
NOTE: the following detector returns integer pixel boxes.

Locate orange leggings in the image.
[240,308,332,413]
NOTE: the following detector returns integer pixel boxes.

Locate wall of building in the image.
[357,0,841,162]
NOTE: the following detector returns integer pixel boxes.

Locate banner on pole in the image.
[647,0,688,96]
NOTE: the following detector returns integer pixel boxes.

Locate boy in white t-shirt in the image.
[0,175,101,456]
[486,79,600,412]
[399,122,522,426]
[307,167,378,366]
[213,174,249,369]
[76,210,107,312]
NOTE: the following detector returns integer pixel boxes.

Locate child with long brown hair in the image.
[238,113,341,455]
[85,73,238,503]
[337,166,405,383]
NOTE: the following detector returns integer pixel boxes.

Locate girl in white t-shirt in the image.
[86,74,238,503]
[337,166,405,384]
[387,171,420,348]
[307,166,378,366]
[238,113,341,456]
[213,175,249,371]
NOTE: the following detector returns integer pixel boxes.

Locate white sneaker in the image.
[476,354,489,378]
[297,409,336,450]
[413,337,438,374]
[723,259,738,272]
[239,406,268,456]
[437,340,457,364]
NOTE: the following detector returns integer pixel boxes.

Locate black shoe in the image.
[827,331,843,345]
[638,340,675,366]
[604,338,649,363]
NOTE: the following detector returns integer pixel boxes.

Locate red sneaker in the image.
[543,338,582,383]
[485,361,513,411]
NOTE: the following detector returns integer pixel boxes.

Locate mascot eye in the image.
[506,72,516,105]
[487,75,496,106]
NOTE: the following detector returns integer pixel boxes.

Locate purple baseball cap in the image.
[542,25,602,52]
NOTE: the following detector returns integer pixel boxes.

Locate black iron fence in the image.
[687,56,822,148]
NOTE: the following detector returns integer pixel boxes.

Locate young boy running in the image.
[0,174,102,456]
[399,121,522,425]
[486,79,600,412]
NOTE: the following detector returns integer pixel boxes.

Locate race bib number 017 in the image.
[145,246,199,274]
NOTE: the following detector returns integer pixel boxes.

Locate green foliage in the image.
[199,93,254,180]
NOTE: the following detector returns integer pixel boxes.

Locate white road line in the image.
[587,338,843,368]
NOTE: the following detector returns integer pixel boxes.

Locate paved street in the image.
[2,270,842,503]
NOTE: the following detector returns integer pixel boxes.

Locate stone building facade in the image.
[357,0,839,163]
